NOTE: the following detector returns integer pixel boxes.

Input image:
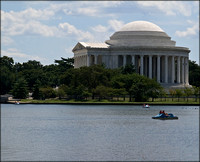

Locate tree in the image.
[55,57,74,73]
[183,87,193,102]
[94,85,109,101]
[32,80,41,100]
[189,60,200,87]
[146,79,163,102]
[159,89,167,101]
[121,64,136,74]
[0,66,15,94]
[0,56,15,94]
[56,84,68,99]
[11,78,29,99]
[169,89,176,101]
[112,73,162,102]
[192,86,200,102]
[107,88,127,101]
[175,89,183,102]
[39,87,56,100]
[0,56,14,71]
[21,60,43,70]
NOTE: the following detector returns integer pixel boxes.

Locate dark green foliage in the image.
[0,56,14,71]
[192,86,200,102]
[32,80,41,100]
[175,89,183,102]
[121,64,136,74]
[56,84,67,99]
[1,56,199,102]
[0,65,15,94]
[189,60,200,87]
[39,87,56,100]
[112,73,163,102]
[55,57,74,73]
[0,56,15,94]
[11,78,29,99]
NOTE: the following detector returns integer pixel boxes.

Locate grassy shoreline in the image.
[5,99,200,105]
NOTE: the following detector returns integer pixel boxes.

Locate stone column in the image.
[164,55,168,83]
[171,56,175,83]
[149,55,152,79]
[144,56,147,76]
[140,55,144,75]
[77,56,79,67]
[80,56,83,66]
[94,55,98,64]
[85,55,87,66]
[185,57,189,85]
[123,55,126,67]
[157,55,160,83]
[181,57,185,84]
[152,56,156,78]
[177,56,180,83]
[131,55,135,65]
[87,55,90,67]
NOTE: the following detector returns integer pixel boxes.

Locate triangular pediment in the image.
[72,42,88,52]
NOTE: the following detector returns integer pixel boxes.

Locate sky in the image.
[1,1,199,65]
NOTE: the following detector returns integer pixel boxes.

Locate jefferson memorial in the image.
[72,21,190,88]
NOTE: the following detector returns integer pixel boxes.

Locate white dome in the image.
[120,21,164,32]
[105,20,175,47]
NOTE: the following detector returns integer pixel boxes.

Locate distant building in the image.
[72,21,190,88]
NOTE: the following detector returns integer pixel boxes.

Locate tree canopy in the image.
[1,56,200,102]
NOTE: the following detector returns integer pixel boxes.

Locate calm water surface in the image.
[1,104,199,161]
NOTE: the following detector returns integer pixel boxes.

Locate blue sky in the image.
[1,1,199,65]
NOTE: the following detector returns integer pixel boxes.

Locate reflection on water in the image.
[1,104,199,161]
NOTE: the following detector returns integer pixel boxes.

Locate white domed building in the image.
[72,21,190,88]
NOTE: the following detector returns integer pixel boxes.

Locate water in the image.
[1,104,199,161]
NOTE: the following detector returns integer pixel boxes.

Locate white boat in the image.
[143,104,150,108]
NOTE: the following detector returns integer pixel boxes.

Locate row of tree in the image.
[1,56,73,95]
[1,56,200,102]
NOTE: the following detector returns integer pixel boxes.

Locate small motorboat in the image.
[143,104,150,108]
[152,113,178,120]
[15,101,20,105]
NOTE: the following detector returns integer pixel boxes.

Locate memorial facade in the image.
[72,21,190,88]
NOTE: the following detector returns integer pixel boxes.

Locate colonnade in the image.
[74,55,87,67]
[124,54,189,84]
[74,54,189,85]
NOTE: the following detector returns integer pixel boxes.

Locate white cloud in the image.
[2,36,14,46]
[137,1,192,17]
[1,7,54,22]
[108,20,124,31]
[77,7,98,17]
[1,8,58,37]
[3,20,58,37]
[47,1,122,17]
[1,48,47,62]
[58,22,94,41]
[175,21,199,37]
[91,25,108,33]
[1,1,123,40]
[91,20,124,33]
[2,6,97,41]
[89,19,125,42]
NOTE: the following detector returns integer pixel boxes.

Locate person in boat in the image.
[159,110,164,114]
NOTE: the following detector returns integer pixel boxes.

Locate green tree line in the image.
[1,56,200,102]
